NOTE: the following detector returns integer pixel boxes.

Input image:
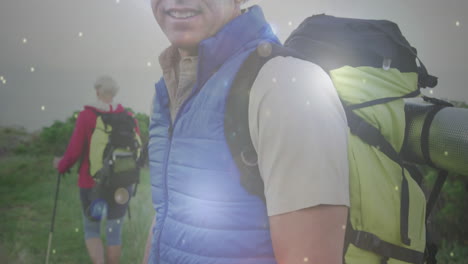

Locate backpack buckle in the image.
[240,148,258,167]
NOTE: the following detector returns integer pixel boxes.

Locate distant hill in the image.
[0,127,36,158]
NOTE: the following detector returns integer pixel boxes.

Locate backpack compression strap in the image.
[344,107,411,246]
[345,223,424,264]
[418,97,453,221]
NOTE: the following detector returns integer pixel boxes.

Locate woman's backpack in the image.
[87,109,142,220]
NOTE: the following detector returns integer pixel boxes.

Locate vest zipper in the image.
[168,123,174,139]
[156,49,210,261]
[155,87,196,262]
[154,123,172,263]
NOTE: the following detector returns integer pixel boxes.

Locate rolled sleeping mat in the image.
[402,102,468,176]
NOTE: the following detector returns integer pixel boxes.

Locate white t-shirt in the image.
[248,56,350,216]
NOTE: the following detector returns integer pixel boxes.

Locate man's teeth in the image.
[169,11,197,19]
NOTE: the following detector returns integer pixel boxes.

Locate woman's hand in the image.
[53,156,62,169]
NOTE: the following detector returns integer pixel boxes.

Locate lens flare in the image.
[114,187,130,205]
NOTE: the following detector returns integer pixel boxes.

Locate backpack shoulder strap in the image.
[89,108,112,131]
[89,108,103,118]
[225,43,301,201]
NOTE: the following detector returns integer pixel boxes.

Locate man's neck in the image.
[178,47,198,58]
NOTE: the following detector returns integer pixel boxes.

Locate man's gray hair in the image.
[94,75,119,98]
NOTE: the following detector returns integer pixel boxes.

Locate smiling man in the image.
[144,1,349,264]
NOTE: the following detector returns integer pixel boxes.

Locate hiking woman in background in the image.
[53,76,140,264]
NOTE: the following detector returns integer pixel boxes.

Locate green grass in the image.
[1,129,467,264]
[437,240,468,264]
[0,154,153,264]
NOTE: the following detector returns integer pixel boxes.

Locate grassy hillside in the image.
[1,103,467,264]
[0,151,153,264]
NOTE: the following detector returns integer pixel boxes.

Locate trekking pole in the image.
[45,172,62,264]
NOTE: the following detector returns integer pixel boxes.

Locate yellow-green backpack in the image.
[225,14,448,264]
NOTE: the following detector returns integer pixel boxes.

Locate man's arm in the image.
[248,56,350,264]
[269,205,348,264]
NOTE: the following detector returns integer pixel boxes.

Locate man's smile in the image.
[165,8,201,19]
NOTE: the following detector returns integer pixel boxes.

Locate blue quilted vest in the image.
[148,6,280,264]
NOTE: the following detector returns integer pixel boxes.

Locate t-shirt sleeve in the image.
[248,56,350,216]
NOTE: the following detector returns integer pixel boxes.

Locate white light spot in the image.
[52,249,56,254]
[456,21,460,27]
[429,90,434,94]
[41,105,45,111]
[272,78,277,83]
[292,77,296,82]
[75,228,79,232]
[78,32,83,37]
[288,21,293,26]
[117,220,120,224]
[0,76,4,81]
[269,23,278,35]
[303,257,309,262]
[395,186,399,191]
[116,0,120,3]
[22,38,28,44]
[147,62,152,67]
[450,252,455,257]
[109,228,113,232]
[382,58,392,70]
[1,79,5,84]
[257,41,272,57]
[30,67,35,72]
[342,225,346,230]
[444,151,449,156]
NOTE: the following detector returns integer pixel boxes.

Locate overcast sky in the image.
[0,0,467,131]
